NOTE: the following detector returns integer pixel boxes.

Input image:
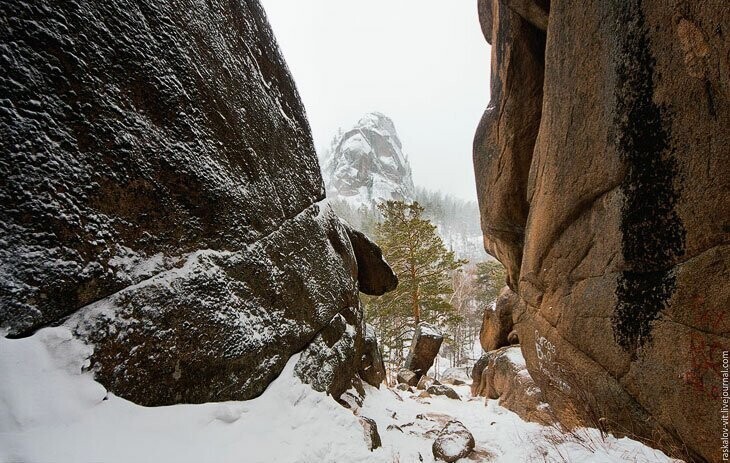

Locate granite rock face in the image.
[471,346,550,424]
[474,0,729,460]
[1,0,394,405]
[321,112,415,207]
[479,286,517,352]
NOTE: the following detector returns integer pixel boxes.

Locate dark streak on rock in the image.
[611,0,686,358]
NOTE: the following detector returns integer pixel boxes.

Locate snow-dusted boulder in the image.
[405,322,443,379]
[0,0,394,405]
[432,420,475,462]
[358,416,382,451]
[426,384,461,401]
[472,346,550,424]
[396,369,418,387]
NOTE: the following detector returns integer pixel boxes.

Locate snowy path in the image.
[0,328,677,463]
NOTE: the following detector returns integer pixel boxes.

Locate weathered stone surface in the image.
[472,346,550,424]
[0,0,395,405]
[405,322,444,379]
[359,324,387,388]
[295,305,364,399]
[397,369,418,387]
[358,416,382,451]
[479,286,517,352]
[432,420,475,462]
[426,385,461,401]
[344,225,398,296]
[474,0,729,460]
[473,0,546,290]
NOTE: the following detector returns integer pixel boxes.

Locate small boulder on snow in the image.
[397,369,418,387]
[432,420,475,462]
[426,385,461,400]
[405,323,443,380]
[416,375,438,390]
[358,416,382,451]
[472,346,551,424]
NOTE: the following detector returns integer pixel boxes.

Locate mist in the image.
[260,0,491,201]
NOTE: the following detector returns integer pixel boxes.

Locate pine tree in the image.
[365,200,466,365]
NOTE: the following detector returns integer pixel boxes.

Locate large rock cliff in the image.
[321,112,415,207]
[1,0,395,405]
[474,0,729,461]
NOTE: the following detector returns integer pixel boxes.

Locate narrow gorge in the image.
[1,0,726,462]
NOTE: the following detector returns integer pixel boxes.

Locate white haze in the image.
[260,0,491,201]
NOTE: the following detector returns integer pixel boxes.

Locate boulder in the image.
[479,286,518,352]
[474,1,729,459]
[396,383,411,392]
[397,369,418,387]
[416,375,437,390]
[358,416,382,451]
[344,225,398,296]
[470,355,491,393]
[359,324,387,387]
[426,385,461,401]
[0,0,396,405]
[432,420,475,462]
[472,346,550,424]
[405,322,444,379]
[440,368,470,386]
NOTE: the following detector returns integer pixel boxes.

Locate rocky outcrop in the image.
[479,286,517,352]
[359,324,387,388]
[405,322,444,379]
[471,346,550,424]
[344,225,398,295]
[0,0,395,406]
[321,112,415,206]
[432,420,475,462]
[474,0,729,460]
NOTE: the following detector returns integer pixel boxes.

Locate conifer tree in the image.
[365,200,466,364]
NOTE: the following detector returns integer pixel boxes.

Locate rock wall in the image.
[474,0,729,461]
[1,0,394,406]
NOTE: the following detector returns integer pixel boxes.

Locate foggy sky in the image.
[260,0,491,201]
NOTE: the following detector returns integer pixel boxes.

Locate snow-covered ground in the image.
[0,328,679,463]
